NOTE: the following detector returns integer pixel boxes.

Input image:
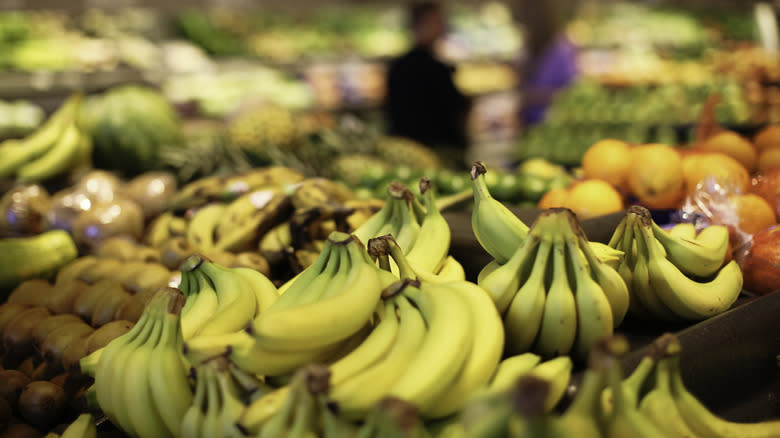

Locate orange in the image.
[627,144,685,209]
[681,152,750,194]
[754,125,780,151]
[564,179,623,220]
[581,139,632,189]
[699,131,758,171]
[758,148,780,171]
[732,193,777,235]
[538,187,569,210]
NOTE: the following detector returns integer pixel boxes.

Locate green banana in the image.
[470,161,528,264]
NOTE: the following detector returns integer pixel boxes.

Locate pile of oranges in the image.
[539,124,780,235]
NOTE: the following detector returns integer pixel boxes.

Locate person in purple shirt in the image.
[514,0,580,126]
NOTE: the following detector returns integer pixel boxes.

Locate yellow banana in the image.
[186,203,227,253]
[637,217,743,320]
[534,234,577,358]
[527,356,574,413]
[486,353,542,394]
[423,281,505,418]
[406,178,450,272]
[651,219,729,278]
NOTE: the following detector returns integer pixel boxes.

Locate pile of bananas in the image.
[471,162,628,361]
[609,205,743,321]
[0,93,92,183]
[146,166,383,282]
[435,333,780,438]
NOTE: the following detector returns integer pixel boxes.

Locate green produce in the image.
[0,230,78,297]
[82,85,182,176]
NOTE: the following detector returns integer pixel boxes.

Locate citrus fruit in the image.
[758,148,780,171]
[581,139,632,188]
[564,179,623,220]
[753,125,780,151]
[731,193,777,235]
[699,131,757,171]
[627,143,685,209]
[681,152,750,194]
[537,187,569,210]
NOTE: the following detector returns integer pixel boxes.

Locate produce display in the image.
[0,1,779,436]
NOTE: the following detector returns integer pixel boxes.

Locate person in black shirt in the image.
[384,2,472,164]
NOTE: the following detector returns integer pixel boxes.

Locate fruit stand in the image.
[0,1,779,437]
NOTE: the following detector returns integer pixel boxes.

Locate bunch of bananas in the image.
[469,162,623,270]
[353,178,463,280]
[87,287,193,438]
[437,334,780,438]
[178,254,278,341]
[184,231,386,377]
[477,206,627,361]
[181,356,267,438]
[243,364,362,437]
[0,93,92,183]
[609,205,743,321]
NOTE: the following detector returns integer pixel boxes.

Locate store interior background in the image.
[0,0,777,172]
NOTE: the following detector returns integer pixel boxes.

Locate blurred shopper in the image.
[384,1,472,164]
[514,0,580,126]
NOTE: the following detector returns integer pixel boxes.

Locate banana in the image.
[213,358,246,438]
[601,354,656,416]
[0,93,81,178]
[288,243,341,307]
[503,236,550,355]
[194,257,258,336]
[631,218,681,321]
[668,222,697,240]
[388,281,474,414]
[639,346,703,438]
[147,291,192,437]
[330,294,425,418]
[180,365,207,438]
[17,122,84,183]
[478,230,540,314]
[423,281,505,418]
[121,300,173,438]
[556,341,608,438]
[231,266,279,316]
[239,385,292,434]
[389,188,420,254]
[651,220,729,278]
[93,302,152,426]
[186,203,228,253]
[564,226,614,361]
[258,222,293,265]
[526,356,574,413]
[477,260,502,284]
[222,167,304,201]
[352,195,393,245]
[250,232,382,353]
[214,188,291,253]
[434,255,466,282]
[328,298,399,386]
[487,353,542,394]
[201,364,222,438]
[180,270,220,341]
[60,413,97,438]
[168,175,226,212]
[534,234,577,358]
[575,226,629,328]
[636,216,743,320]
[470,161,528,264]
[267,239,334,311]
[406,178,451,273]
[670,345,780,438]
[602,335,666,438]
[588,241,624,270]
